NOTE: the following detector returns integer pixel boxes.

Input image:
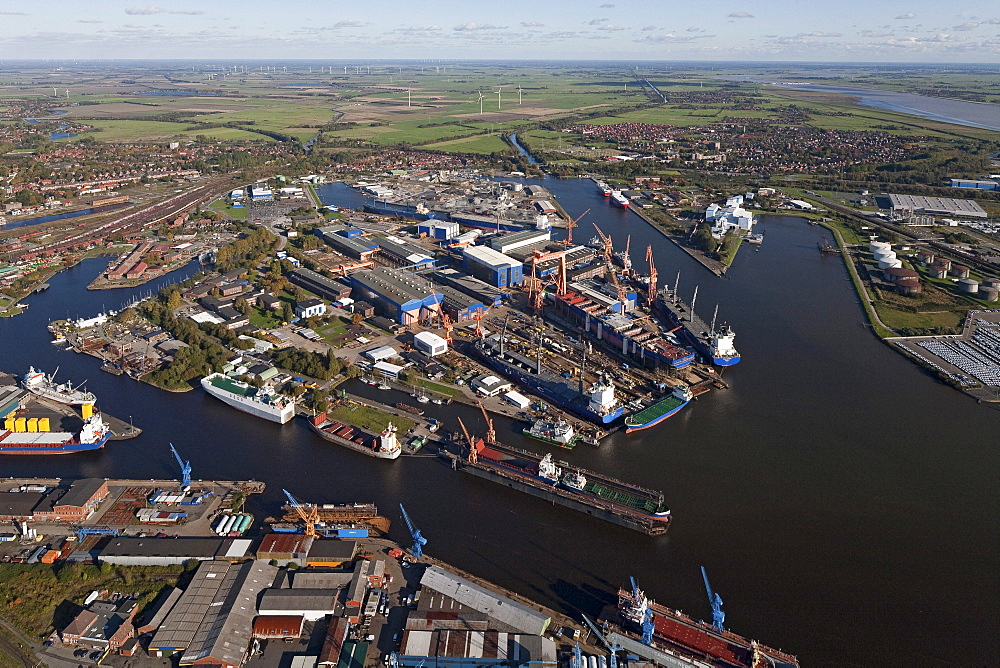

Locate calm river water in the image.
[2,178,997,666]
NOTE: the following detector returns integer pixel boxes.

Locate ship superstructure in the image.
[21,367,96,405]
[200,373,296,424]
[523,418,578,448]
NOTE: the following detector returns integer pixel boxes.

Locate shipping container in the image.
[26,418,38,432]
[336,528,369,539]
[37,417,50,432]
[14,418,26,432]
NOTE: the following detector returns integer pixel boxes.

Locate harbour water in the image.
[2,181,998,665]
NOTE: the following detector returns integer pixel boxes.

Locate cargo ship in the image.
[616,580,799,667]
[450,432,670,535]
[522,418,578,449]
[624,385,694,433]
[655,285,740,367]
[610,191,630,208]
[595,180,612,197]
[21,367,96,405]
[0,414,111,455]
[306,413,401,460]
[200,373,296,424]
[470,337,625,425]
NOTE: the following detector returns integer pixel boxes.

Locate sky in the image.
[0,0,998,62]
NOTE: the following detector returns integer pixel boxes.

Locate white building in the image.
[364,346,398,362]
[413,331,448,357]
[295,299,326,319]
[470,373,512,397]
[705,196,755,238]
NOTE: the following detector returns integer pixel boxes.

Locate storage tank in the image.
[216,515,234,535]
[897,278,922,296]
[878,257,902,269]
[929,266,949,279]
[982,279,1000,291]
[869,241,891,254]
[959,278,979,293]
[212,515,228,534]
[933,258,952,271]
[873,250,896,262]
[979,287,999,302]
[236,515,252,534]
[589,656,598,668]
[950,264,970,279]
[916,250,935,265]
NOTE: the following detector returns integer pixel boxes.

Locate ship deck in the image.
[625,395,685,426]
[206,374,254,397]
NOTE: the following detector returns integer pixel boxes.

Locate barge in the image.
[450,434,670,535]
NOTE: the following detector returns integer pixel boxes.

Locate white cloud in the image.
[953,21,979,30]
[599,3,615,7]
[985,18,1000,24]
[453,23,508,31]
[598,24,625,31]
[399,25,442,32]
[325,19,367,29]
[687,26,705,32]
[77,19,103,24]
[586,18,609,25]
[0,10,28,14]
[728,12,754,19]
[125,6,204,15]
[521,21,544,27]
[641,25,658,31]
[894,12,916,20]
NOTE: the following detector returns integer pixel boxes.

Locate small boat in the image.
[431,398,443,405]
[377,383,391,390]
[416,395,430,404]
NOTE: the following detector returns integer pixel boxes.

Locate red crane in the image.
[476,399,496,445]
[645,244,658,304]
[457,416,478,463]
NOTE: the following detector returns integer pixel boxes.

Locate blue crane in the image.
[701,566,725,632]
[582,614,622,668]
[629,576,655,645]
[572,642,583,668]
[170,443,191,489]
[399,503,426,560]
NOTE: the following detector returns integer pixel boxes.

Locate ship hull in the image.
[0,431,111,455]
[654,299,741,367]
[201,376,295,424]
[457,459,669,535]
[469,343,624,425]
[306,420,401,460]
[713,355,741,367]
[624,397,690,433]
[522,428,577,449]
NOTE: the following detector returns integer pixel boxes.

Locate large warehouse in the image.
[886,194,988,219]
[349,267,443,325]
[463,246,523,288]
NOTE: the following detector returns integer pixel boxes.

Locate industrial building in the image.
[463,246,523,288]
[949,178,999,191]
[31,479,109,522]
[436,284,485,322]
[258,589,339,621]
[98,537,255,566]
[295,298,327,319]
[250,183,273,201]
[886,194,988,219]
[397,630,558,668]
[350,267,443,325]
[149,560,278,666]
[487,229,551,255]
[470,374,513,398]
[430,268,505,307]
[257,534,314,566]
[418,221,460,240]
[414,331,448,357]
[315,224,379,260]
[376,235,436,269]
[61,598,139,652]
[289,268,353,302]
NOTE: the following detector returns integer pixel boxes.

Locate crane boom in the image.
[170,443,191,489]
[645,245,657,304]
[282,489,319,537]
[399,503,427,559]
[476,399,496,445]
[565,208,590,246]
[701,566,725,632]
[582,614,621,668]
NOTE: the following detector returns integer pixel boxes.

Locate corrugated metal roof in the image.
[419,566,550,635]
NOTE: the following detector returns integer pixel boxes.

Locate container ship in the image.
[624,385,694,433]
[21,367,96,405]
[306,413,401,460]
[610,191,630,208]
[200,373,296,424]
[595,180,612,197]
[655,284,740,367]
[450,429,670,535]
[522,418,578,448]
[470,337,625,425]
[616,580,799,667]
[0,414,111,455]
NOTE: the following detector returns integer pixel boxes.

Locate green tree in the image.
[282,302,294,323]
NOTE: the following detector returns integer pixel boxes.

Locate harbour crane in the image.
[283,489,319,538]
[582,614,623,668]
[620,235,633,276]
[591,223,614,267]
[564,208,590,246]
[476,399,496,445]
[701,566,725,632]
[399,503,427,560]
[457,416,478,463]
[630,576,655,645]
[591,225,630,313]
[170,443,191,490]
[645,245,658,304]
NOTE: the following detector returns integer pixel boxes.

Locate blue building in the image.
[349,267,443,325]
[463,246,522,288]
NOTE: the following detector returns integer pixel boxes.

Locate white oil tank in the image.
[878,257,903,269]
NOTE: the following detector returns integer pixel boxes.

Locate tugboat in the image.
[522,418,578,449]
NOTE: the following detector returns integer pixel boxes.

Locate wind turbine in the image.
[495,86,503,111]
[477,91,485,115]
[517,85,523,105]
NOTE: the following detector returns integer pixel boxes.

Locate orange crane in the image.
[591,222,614,267]
[441,311,454,345]
[472,305,491,339]
[457,416,478,463]
[283,489,319,538]
[526,248,568,314]
[645,244,658,304]
[592,223,628,311]
[476,399,496,445]
[565,208,590,246]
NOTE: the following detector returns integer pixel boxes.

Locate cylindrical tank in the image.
[950,264,970,279]
[589,656,598,668]
[897,278,922,296]
[916,251,935,265]
[959,278,979,293]
[869,241,891,254]
[873,250,896,261]
[929,266,948,279]
[878,257,903,269]
[979,287,999,302]
[933,258,952,271]
[212,515,228,534]
[217,515,235,535]
[982,279,1000,291]
[598,657,607,668]
[236,515,252,534]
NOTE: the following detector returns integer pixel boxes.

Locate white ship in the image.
[610,191,630,208]
[200,373,296,424]
[21,367,96,405]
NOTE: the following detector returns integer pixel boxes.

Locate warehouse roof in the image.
[887,194,988,218]
[259,589,339,612]
[291,570,354,589]
[100,537,252,559]
[351,267,441,307]
[419,566,550,635]
[0,492,45,518]
[307,539,358,560]
[463,245,520,269]
[55,478,105,509]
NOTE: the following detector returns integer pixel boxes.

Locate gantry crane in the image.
[170,443,191,490]
[564,208,590,246]
[441,311,454,345]
[592,223,629,312]
[399,503,426,560]
[526,248,568,314]
[476,399,496,445]
[283,489,319,538]
[701,566,725,632]
[644,245,658,304]
[582,614,623,668]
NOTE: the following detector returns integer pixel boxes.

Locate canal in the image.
[2,178,997,665]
